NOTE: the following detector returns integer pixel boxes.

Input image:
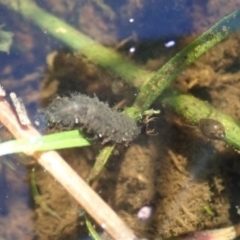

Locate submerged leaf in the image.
[0,28,13,53]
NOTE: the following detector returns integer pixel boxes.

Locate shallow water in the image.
[1,1,240,239]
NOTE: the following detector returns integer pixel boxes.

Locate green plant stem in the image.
[162,93,240,149]
[3,1,240,176]
[0,0,152,88]
[2,0,240,113]
[86,145,115,184]
[134,9,240,110]
[30,168,61,220]
[85,213,102,240]
[2,0,240,112]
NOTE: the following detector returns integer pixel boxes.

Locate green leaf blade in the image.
[0,130,91,156]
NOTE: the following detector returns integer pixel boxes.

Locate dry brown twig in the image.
[0,95,138,240]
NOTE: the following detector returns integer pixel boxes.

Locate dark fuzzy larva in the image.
[39,93,140,145]
[199,118,225,140]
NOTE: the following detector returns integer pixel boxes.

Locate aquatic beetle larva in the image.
[39,93,141,145]
[199,118,226,140]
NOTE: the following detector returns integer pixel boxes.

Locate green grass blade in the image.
[0,130,91,156]
[134,9,240,110]
[31,167,61,220]
[85,214,102,240]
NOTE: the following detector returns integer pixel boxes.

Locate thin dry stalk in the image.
[0,96,137,240]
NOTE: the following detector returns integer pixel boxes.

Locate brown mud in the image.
[1,0,240,239]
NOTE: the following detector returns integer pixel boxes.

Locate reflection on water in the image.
[0,0,240,239]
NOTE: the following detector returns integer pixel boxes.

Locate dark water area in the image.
[1,1,240,240]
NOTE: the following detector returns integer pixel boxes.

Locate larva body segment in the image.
[40,93,140,144]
